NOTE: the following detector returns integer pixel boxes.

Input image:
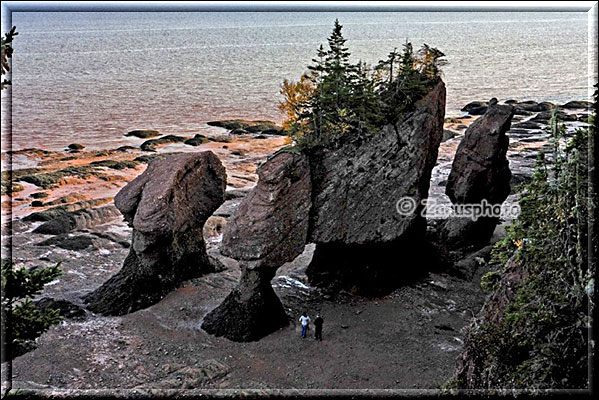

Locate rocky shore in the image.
[1,99,591,391]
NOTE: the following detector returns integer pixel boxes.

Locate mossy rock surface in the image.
[2,168,44,194]
[30,192,49,199]
[184,135,210,146]
[90,159,139,170]
[141,135,186,152]
[209,136,232,143]
[115,145,136,152]
[20,166,102,189]
[207,119,282,135]
[125,130,161,139]
[134,152,182,164]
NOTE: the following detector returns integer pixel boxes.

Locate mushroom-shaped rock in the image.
[202,151,312,341]
[443,103,514,247]
[84,152,226,315]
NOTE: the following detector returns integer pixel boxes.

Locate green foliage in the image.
[280,20,446,150]
[454,98,596,389]
[1,259,63,358]
[1,26,18,90]
[480,271,501,294]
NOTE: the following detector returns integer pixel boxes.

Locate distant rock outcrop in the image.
[443,103,514,247]
[204,80,446,341]
[84,152,226,315]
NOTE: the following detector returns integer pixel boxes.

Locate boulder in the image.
[461,100,487,114]
[443,129,459,142]
[84,152,226,315]
[444,103,514,247]
[125,130,160,139]
[513,100,555,112]
[512,121,543,130]
[532,110,578,123]
[184,134,210,146]
[202,151,311,341]
[140,135,186,152]
[559,100,591,109]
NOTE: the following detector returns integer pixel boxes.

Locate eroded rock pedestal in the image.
[84,152,226,315]
[204,80,446,341]
[202,151,312,341]
[443,103,514,248]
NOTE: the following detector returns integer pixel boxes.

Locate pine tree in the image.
[399,40,416,76]
[417,44,447,80]
[307,44,327,141]
[375,47,400,90]
[1,260,63,361]
[323,19,354,113]
[1,26,18,90]
[350,61,382,135]
[279,21,447,150]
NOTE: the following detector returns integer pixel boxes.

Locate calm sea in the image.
[3,11,591,151]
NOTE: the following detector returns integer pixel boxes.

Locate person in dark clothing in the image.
[314,315,323,341]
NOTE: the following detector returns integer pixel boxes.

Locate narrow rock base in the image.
[84,244,212,316]
[201,269,289,342]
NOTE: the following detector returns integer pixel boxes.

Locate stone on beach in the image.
[125,129,161,139]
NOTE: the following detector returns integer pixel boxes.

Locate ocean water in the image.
[3,11,592,151]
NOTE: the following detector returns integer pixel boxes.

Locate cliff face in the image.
[305,80,446,292]
[203,80,447,341]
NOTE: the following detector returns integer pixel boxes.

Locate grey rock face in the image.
[444,103,514,247]
[221,151,312,268]
[202,151,312,340]
[308,80,446,245]
[84,152,226,315]
[201,268,289,342]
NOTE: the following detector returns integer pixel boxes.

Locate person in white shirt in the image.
[299,311,310,338]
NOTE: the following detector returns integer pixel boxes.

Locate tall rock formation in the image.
[202,151,312,341]
[443,103,514,247]
[84,152,227,315]
[204,80,446,341]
